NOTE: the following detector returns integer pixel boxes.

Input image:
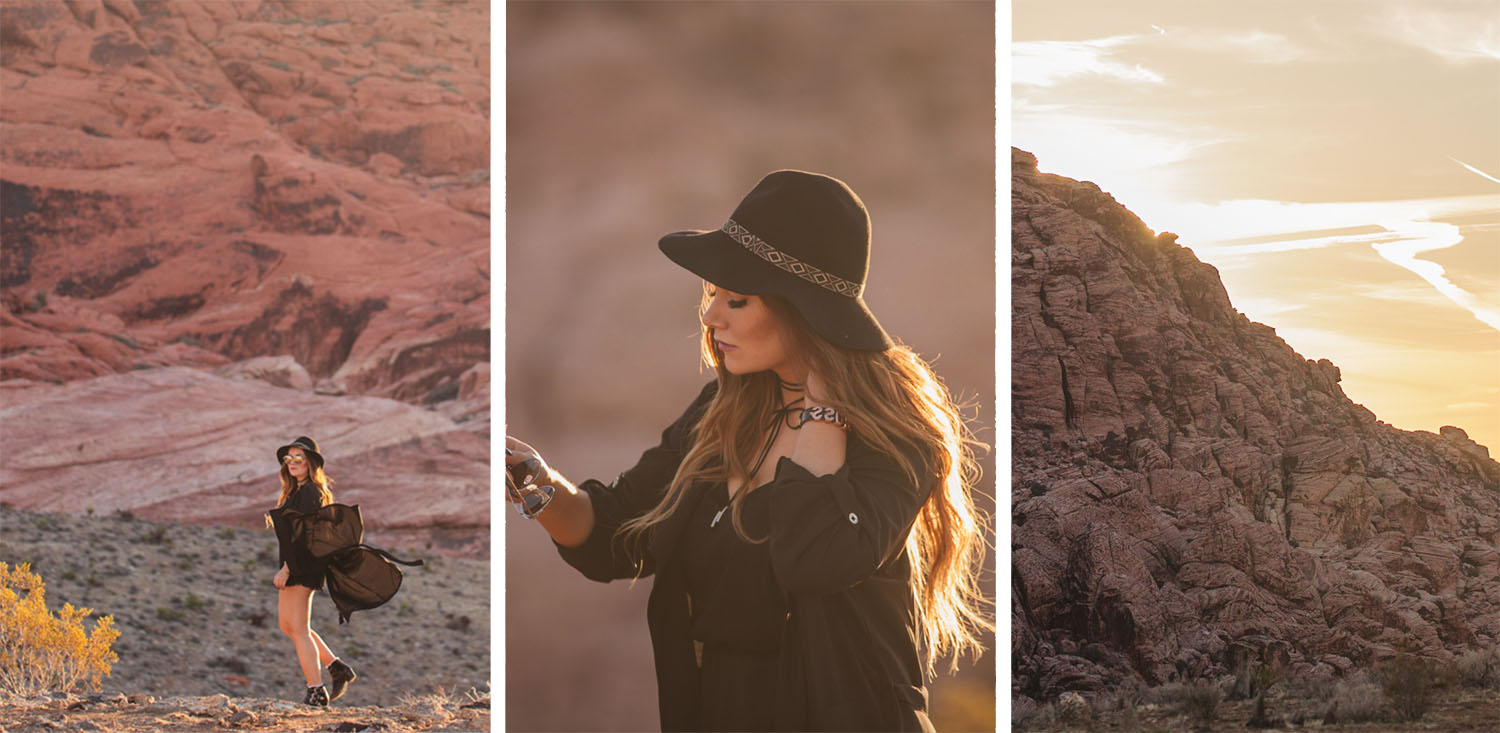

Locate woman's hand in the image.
[790,370,848,476]
[505,434,594,547]
[505,436,551,495]
[273,563,289,590]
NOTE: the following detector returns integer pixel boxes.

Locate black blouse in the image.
[286,481,322,513]
[554,381,940,732]
[684,482,783,731]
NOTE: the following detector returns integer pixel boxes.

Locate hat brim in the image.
[276,444,325,469]
[659,229,892,351]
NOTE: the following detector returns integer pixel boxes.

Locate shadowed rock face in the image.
[1,1,490,556]
[1010,148,1500,703]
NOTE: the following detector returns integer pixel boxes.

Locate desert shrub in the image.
[1379,654,1435,722]
[1323,672,1382,724]
[1146,682,1221,724]
[1111,688,1141,732]
[0,563,120,697]
[1054,690,1093,727]
[462,684,490,708]
[1246,692,1280,729]
[1231,659,1282,700]
[1010,697,1045,730]
[1178,683,1221,725]
[1456,647,1500,690]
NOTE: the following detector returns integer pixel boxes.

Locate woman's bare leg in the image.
[278,585,324,687]
[310,629,336,667]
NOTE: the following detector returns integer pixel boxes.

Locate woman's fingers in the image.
[506,435,532,452]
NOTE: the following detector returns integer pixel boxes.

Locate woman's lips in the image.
[715,340,736,352]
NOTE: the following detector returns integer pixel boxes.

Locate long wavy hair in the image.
[617,287,993,674]
[263,456,334,528]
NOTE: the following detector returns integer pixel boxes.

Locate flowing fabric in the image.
[270,503,423,623]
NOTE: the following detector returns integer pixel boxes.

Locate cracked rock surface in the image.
[1010,147,1500,704]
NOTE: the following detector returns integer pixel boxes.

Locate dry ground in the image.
[0,505,489,714]
[1015,683,1500,732]
[0,691,489,732]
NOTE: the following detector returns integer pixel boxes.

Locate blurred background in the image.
[505,2,996,730]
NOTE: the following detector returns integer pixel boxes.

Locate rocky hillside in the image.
[1,0,490,554]
[1010,148,1500,704]
[0,505,489,716]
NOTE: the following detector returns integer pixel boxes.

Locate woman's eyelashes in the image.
[707,288,749,309]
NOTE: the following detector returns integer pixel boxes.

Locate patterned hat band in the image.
[721,219,864,298]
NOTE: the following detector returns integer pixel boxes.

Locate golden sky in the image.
[1013,0,1500,452]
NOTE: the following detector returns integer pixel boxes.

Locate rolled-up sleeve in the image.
[554,381,718,582]
[767,441,935,595]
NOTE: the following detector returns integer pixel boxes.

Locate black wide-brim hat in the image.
[276,436,324,470]
[659,170,893,351]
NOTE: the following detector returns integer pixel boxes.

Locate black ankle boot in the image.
[327,659,357,702]
[304,684,329,707]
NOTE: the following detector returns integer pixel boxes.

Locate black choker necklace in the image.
[713,390,806,529]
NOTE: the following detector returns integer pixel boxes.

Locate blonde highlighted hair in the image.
[618,288,993,674]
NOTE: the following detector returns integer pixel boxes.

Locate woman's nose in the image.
[701,297,725,329]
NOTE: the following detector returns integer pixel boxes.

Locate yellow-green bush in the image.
[0,563,120,697]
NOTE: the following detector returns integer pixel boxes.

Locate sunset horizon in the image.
[1015,0,1499,452]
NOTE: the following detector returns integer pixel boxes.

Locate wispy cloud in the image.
[1352,282,1458,308]
[1156,194,1500,333]
[1014,27,1308,88]
[1452,157,1500,184]
[1375,4,1500,63]
[1148,195,1500,246]
[1165,29,1308,64]
[1369,220,1500,331]
[1012,35,1164,87]
[1447,401,1495,411]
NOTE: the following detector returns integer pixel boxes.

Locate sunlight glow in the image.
[1012,36,1164,87]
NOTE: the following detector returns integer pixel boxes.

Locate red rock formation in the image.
[1,0,488,404]
[1,1,489,556]
[1011,148,1500,704]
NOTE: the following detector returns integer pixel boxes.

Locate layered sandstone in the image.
[1,0,490,556]
[1011,148,1500,704]
[2,0,488,402]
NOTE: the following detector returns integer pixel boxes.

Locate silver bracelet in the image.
[799,405,849,430]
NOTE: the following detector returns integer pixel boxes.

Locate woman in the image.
[268,436,357,707]
[507,170,991,732]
